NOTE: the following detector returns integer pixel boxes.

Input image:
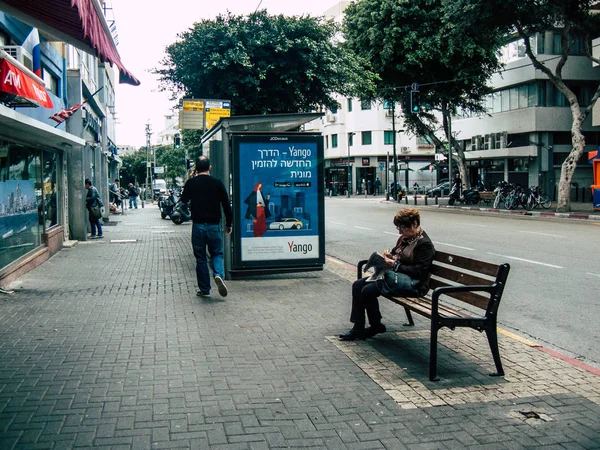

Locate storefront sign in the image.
[232,134,325,269]
[0,58,53,108]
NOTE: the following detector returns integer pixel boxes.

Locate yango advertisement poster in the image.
[232,134,324,269]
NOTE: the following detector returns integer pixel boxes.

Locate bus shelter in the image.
[200,113,325,278]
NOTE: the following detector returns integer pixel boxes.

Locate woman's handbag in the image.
[90,204,102,220]
[378,270,420,296]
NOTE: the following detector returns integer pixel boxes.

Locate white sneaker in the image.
[214,276,228,297]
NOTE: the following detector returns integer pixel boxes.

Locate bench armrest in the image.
[357,260,368,279]
[431,284,499,314]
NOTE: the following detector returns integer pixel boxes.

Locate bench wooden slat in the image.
[434,251,498,277]
[386,296,470,320]
[431,264,494,286]
[429,279,491,309]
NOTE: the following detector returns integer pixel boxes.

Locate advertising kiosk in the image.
[592,158,600,211]
[200,113,325,278]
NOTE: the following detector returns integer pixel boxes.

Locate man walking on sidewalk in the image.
[181,156,233,297]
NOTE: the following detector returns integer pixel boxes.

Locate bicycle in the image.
[493,181,511,209]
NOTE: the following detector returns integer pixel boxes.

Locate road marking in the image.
[355,226,373,231]
[329,221,346,225]
[384,231,397,236]
[487,252,563,268]
[434,241,475,251]
[586,272,600,278]
[518,230,563,238]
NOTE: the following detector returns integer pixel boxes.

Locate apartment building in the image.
[452,32,599,197]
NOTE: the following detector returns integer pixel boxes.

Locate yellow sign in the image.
[205,107,231,130]
[182,99,204,111]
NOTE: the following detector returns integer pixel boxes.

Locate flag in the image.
[22,28,41,77]
[49,102,85,124]
[48,87,103,125]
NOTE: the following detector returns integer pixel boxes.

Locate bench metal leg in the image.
[485,326,505,377]
[403,307,415,326]
[429,323,440,381]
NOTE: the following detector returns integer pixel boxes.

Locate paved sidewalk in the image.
[0,206,598,449]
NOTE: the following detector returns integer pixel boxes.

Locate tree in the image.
[452,0,600,212]
[120,150,147,188]
[155,145,187,184]
[154,10,376,115]
[343,0,505,188]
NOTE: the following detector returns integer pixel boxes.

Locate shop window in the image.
[0,142,43,270]
[43,151,59,228]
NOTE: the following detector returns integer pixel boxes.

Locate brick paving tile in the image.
[0,206,598,449]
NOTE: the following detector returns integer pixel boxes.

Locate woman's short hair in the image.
[393,208,421,227]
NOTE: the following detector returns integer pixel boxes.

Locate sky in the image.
[112,0,342,148]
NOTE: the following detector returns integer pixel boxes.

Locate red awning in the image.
[0,0,140,86]
[0,51,53,108]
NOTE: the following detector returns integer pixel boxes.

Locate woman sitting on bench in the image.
[339,208,436,341]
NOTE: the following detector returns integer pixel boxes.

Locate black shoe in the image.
[339,327,366,341]
[365,323,386,338]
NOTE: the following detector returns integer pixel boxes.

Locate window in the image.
[348,133,354,146]
[330,106,338,114]
[42,68,59,96]
[384,131,394,145]
[361,100,372,110]
[331,134,338,148]
[361,131,372,145]
[383,100,393,110]
[325,135,328,149]
[347,98,353,112]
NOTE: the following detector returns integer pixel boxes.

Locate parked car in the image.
[426,181,450,197]
[269,218,303,230]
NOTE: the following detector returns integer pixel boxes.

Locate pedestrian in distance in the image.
[180,156,233,298]
[84,178,104,239]
[374,178,381,195]
[339,208,435,341]
[127,183,139,209]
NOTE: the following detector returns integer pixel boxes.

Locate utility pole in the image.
[145,122,152,208]
[448,109,453,187]
[392,101,398,201]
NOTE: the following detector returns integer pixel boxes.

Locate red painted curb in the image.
[568,214,589,219]
[537,346,600,377]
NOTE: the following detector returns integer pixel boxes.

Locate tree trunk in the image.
[556,103,585,212]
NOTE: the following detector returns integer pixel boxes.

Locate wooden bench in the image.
[479,191,496,205]
[357,251,510,381]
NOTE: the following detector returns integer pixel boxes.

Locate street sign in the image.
[411,82,419,92]
[154,166,164,174]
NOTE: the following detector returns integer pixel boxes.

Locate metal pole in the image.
[448,109,453,187]
[386,151,390,201]
[347,134,351,197]
[144,122,152,207]
[392,102,398,201]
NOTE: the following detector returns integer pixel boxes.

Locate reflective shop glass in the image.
[0,141,44,269]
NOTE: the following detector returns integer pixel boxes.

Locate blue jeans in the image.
[191,223,224,294]
[90,217,103,237]
[129,196,138,208]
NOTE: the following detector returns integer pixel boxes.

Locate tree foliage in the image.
[343,0,505,187]
[155,10,377,115]
[451,0,600,211]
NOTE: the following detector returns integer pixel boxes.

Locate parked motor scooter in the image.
[170,198,191,225]
[158,189,178,219]
[448,180,481,205]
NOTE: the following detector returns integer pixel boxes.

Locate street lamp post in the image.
[347,132,355,198]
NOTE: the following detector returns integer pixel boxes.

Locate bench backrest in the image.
[430,251,510,315]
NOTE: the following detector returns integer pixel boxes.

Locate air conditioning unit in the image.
[400,146,409,153]
[326,114,337,123]
[1,46,33,71]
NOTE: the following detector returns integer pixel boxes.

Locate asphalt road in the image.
[325,196,600,369]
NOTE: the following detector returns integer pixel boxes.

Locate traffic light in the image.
[410,91,420,113]
[174,133,181,149]
[401,91,411,113]
[186,158,193,170]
